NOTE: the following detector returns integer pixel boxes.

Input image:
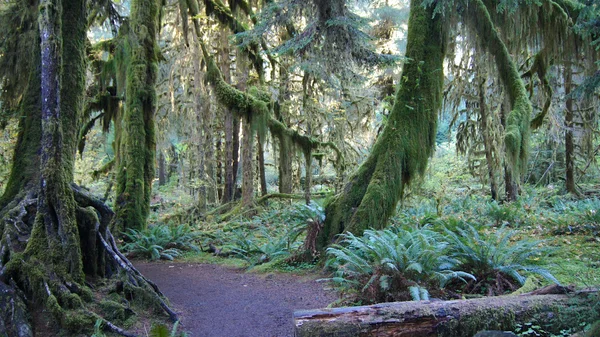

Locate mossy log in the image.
[294,291,600,337]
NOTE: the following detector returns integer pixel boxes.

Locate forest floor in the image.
[134,261,338,337]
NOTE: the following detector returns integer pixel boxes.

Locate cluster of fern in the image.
[122,224,201,261]
[325,223,558,303]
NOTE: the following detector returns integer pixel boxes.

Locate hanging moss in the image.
[199,0,264,81]
[465,0,533,181]
[316,0,446,249]
[525,51,553,129]
[114,0,160,233]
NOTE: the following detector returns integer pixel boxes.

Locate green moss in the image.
[466,0,533,181]
[100,299,128,321]
[115,0,160,233]
[317,0,446,247]
[62,309,97,334]
[0,30,42,210]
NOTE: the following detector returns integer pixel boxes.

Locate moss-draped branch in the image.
[465,0,533,180]
[198,40,342,166]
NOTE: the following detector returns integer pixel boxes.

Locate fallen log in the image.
[293,291,600,337]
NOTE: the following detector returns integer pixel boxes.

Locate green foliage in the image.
[445,225,558,293]
[122,224,200,261]
[324,226,474,303]
[150,321,188,337]
[91,319,106,337]
[486,201,522,226]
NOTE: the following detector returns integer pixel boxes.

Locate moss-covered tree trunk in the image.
[115,0,159,233]
[316,0,446,248]
[35,0,83,277]
[0,1,176,335]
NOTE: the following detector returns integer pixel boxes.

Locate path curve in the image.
[135,262,337,337]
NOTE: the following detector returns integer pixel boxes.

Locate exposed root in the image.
[0,185,178,336]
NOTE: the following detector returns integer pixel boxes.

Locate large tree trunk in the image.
[294,292,600,337]
[0,1,176,335]
[316,0,446,249]
[114,0,159,233]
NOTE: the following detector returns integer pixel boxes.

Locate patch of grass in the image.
[179,251,248,268]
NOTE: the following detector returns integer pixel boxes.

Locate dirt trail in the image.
[134,262,337,337]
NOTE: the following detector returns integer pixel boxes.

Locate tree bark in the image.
[257,135,268,197]
[565,64,577,194]
[479,79,499,200]
[316,0,446,248]
[158,151,166,186]
[0,2,176,335]
[115,0,159,233]
[241,116,254,207]
[294,292,600,337]
[277,63,293,194]
[465,0,533,196]
[220,29,237,204]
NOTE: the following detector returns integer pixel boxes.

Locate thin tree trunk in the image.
[479,79,498,200]
[565,64,577,194]
[232,116,241,197]
[158,151,166,186]
[220,29,236,204]
[217,129,223,200]
[193,40,207,209]
[278,135,293,193]
[304,150,312,205]
[237,49,253,206]
[258,135,268,196]
[204,91,217,204]
[277,63,293,194]
[242,116,254,206]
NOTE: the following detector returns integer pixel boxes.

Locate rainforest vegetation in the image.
[0,0,600,335]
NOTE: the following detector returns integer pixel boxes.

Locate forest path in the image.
[134,262,337,337]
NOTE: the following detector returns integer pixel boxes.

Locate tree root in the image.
[0,185,178,336]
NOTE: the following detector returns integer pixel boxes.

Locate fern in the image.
[122,224,200,261]
[325,226,474,303]
[445,224,559,291]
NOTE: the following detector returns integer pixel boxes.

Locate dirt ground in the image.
[134,262,338,337]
